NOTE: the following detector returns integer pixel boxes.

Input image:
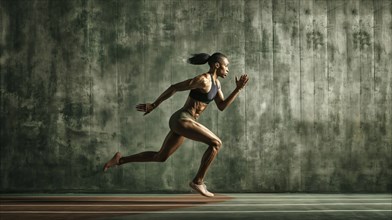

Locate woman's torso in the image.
[182,73,218,119]
[182,97,208,119]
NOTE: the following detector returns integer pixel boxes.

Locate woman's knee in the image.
[153,153,169,162]
[210,138,222,151]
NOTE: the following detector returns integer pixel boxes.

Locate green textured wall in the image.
[0,0,391,193]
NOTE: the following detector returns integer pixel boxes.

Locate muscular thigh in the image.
[170,119,220,146]
[157,130,185,157]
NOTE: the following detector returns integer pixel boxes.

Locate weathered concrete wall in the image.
[0,0,391,193]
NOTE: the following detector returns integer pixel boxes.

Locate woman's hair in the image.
[187,52,227,65]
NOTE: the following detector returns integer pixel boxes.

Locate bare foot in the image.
[103,152,122,172]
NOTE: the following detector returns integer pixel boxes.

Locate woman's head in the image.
[187,52,229,78]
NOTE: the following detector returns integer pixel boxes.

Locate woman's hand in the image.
[136,103,156,116]
[235,74,249,91]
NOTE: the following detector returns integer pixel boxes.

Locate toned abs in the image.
[183,96,209,120]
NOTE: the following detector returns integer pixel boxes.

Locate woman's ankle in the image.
[192,179,203,185]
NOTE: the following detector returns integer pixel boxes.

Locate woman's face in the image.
[217,57,229,78]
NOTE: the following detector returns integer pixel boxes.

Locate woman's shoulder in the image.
[190,73,210,87]
[195,73,210,82]
[199,72,210,78]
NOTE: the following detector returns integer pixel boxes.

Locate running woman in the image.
[104,52,249,197]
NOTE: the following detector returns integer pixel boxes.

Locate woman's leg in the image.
[103,131,184,171]
[171,119,222,185]
[120,131,184,163]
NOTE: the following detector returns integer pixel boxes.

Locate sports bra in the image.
[189,74,218,104]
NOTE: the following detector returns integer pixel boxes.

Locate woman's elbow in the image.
[169,85,178,93]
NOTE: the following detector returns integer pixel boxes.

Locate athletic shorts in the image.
[169,108,196,129]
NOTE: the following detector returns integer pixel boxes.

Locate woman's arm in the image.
[214,74,249,111]
[136,75,207,115]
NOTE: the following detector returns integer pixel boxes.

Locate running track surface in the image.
[0,193,391,220]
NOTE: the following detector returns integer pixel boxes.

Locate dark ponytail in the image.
[187,52,227,65]
[187,53,210,65]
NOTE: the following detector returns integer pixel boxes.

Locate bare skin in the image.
[103,57,249,186]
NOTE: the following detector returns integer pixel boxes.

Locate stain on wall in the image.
[0,0,391,193]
